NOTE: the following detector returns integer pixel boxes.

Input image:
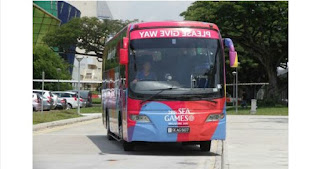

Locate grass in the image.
[52,106,101,114]
[33,111,81,124]
[91,91,100,95]
[92,98,101,104]
[33,106,102,124]
[227,106,288,116]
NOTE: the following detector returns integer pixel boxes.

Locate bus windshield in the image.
[128,37,224,100]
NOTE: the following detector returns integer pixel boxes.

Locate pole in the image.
[77,60,81,115]
[58,78,60,91]
[233,74,235,107]
[57,68,61,91]
[41,71,45,113]
[236,67,238,113]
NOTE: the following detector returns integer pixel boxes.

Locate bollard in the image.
[250,99,257,114]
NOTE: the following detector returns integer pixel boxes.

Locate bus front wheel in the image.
[200,141,211,152]
[123,141,134,151]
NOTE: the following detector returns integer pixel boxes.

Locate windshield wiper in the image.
[180,94,218,103]
[140,87,180,105]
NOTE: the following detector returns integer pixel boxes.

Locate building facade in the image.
[33,1,81,73]
[33,3,61,47]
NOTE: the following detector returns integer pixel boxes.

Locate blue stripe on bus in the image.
[211,104,226,140]
[131,102,178,142]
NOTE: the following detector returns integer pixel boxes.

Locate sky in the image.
[107,1,194,22]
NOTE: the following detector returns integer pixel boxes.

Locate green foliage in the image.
[181,1,288,101]
[33,46,72,90]
[43,17,138,57]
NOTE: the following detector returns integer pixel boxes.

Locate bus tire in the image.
[200,141,211,152]
[106,111,114,141]
[123,141,134,151]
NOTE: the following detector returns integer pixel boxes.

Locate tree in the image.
[181,1,288,101]
[33,46,72,91]
[43,17,138,58]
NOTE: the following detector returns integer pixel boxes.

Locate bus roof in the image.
[128,21,219,31]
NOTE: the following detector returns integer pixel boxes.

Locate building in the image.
[68,1,113,19]
[33,3,61,47]
[69,1,113,91]
[33,1,81,73]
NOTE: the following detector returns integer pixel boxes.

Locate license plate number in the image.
[167,127,190,133]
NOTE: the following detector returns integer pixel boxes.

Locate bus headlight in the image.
[130,115,150,122]
[206,113,225,122]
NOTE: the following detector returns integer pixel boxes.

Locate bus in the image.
[102,21,238,151]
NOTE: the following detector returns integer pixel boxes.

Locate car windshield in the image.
[33,91,44,95]
[128,37,224,100]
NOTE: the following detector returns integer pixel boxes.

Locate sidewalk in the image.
[226,115,288,169]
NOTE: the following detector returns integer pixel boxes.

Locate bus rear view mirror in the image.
[224,38,238,68]
[123,37,129,49]
[229,51,238,68]
[120,48,128,65]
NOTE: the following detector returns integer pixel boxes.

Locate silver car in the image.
[39,95,51,111]
[32,93,41,111]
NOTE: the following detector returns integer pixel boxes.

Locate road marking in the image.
[33,119,100,135]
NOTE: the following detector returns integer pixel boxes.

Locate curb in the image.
[222,141,230,169]
[213,140,223,169]
[33,114,102,131]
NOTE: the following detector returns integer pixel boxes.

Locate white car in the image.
[52,91,79,109]
[33,90,54,109]
[32,93,41,111]
[51,94,59,109]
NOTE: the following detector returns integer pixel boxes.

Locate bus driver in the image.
[132,61,157,83]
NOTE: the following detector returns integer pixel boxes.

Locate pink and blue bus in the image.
[102,21,238,151]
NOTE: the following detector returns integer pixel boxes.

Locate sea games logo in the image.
[164,108,195,122]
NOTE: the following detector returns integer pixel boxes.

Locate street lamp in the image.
[76,56,84,115]
[235,62,240,113]
[232,71,237,107]
[56,68,61,91]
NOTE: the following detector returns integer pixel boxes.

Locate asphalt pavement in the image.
[33,115,288,169]
[33,119,221,169]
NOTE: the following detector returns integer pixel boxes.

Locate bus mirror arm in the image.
[224,38,238,68]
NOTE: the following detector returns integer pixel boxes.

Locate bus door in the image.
[106,67,121,135]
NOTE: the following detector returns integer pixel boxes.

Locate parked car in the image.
[79,97,84,108]
[33,90,54,109]
[51,93,59,109]
[226,93,242,104]
[52,91,79,109]
[39,95,51,111]
[32,93,41,111]
[70,90,92,107]
[55,98,67,110]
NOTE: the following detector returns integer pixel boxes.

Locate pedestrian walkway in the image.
[226,115,288,169]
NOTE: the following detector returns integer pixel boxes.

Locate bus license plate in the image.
[167,127,190,133]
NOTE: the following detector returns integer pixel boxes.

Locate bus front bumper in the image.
[127,117,226,142]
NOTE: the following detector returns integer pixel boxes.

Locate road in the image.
[34,115,288,169]
[33,119,221,169]
[226,115,288,169]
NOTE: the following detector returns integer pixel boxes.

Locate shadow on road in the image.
[87,135,218,156]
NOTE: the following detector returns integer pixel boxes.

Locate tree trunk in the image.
[266,67,279,102]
